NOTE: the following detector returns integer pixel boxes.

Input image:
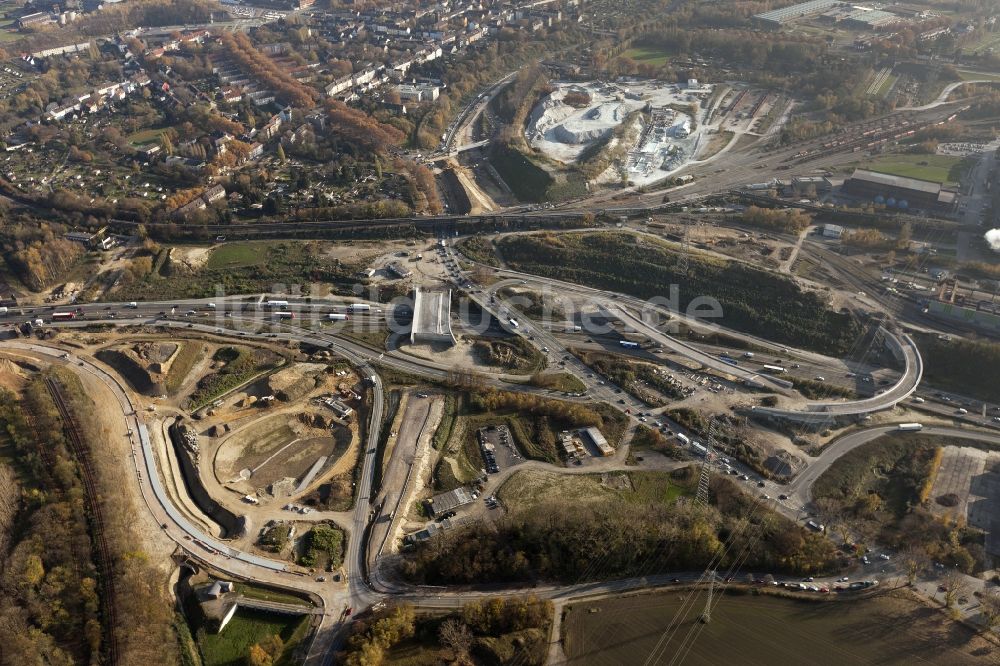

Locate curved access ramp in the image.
[751,329,922,424]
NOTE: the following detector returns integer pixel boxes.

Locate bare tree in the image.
[439,619,473,665]
[899,547,928,586]
[979,588,1000,630]
[942,569,970,610]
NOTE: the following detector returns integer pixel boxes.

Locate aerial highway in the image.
[457,255,924,420]
[750,329,924,422]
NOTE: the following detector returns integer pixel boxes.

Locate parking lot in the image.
[477,424,521,473]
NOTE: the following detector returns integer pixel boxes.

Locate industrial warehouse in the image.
[754,0,910,30]
[841,168,958,212]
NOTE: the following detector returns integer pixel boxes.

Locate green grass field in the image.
[874,73,898,98]
[621,46,671,66]
[233,583,312,607]
[497,469,690,508]
[127,127,171,146]
[860,153,969,185]
[198,609,308,666]
[962,31,1000,55]
[164,342,204,394]
[205,242,273,269]
[563,590,997,666]
[957,69,1000,83]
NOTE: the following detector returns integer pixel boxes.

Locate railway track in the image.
[44,376,121,666]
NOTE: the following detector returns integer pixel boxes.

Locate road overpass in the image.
[751,329,923,423]
[470,263,919,419]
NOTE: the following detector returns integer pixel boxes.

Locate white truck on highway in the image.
[508,318,519,328]
[897,423,924,431]
[347,304,371,313]
[128,301,138,308]
[327,314,349,321]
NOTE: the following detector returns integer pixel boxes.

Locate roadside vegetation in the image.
[457,235,502,267]
[571,347,689,403]
[469,334,546,373]
[668,409,771,477]
[528,371,587,393]
[792,378,854,400]
[340,597,551,666]
[114,240,365,300]
[494,232,861,355]
[297,523,346,570]
[914,333,1000,403]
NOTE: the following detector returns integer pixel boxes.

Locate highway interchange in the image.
[4,69,1000,663]
[5,220,1000,660]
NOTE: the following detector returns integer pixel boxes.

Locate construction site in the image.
[526,79,714,185]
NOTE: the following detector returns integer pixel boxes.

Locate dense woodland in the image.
[915,333,1000,403]
[497,232,862,355]
[0,218,85,292]
[403,471,838,585]
[340,597,551,666]
[0,374,177,665]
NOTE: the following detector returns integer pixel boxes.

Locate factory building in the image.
[842,8,900,30]
[841,169,957,212]
[753,0,841,26]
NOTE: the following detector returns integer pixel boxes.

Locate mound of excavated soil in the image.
[265,363,327,402]
[96,349,165,396]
